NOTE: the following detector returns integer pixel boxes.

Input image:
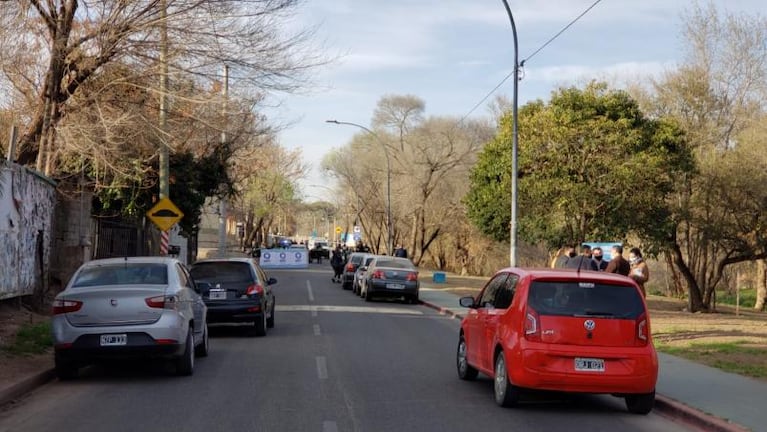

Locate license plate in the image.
[575,357,605,372]
[209,289,227,300]
[100,334,127,346]
[386,283,405,289]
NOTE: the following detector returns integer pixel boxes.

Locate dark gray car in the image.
[361,257,420,304]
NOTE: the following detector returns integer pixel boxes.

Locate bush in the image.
[3,321,52,356]
[715,288,758,307]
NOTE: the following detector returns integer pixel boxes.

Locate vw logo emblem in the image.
[110,299,118,307]
[584,319,596,331]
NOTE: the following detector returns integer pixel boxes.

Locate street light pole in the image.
[325,120,393,255]
[501,0,520,267]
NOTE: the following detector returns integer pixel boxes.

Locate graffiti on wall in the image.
[0,161,56,300]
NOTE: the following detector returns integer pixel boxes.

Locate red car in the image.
[457,268,658,414]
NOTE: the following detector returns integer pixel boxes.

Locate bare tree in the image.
[0,0,326,170]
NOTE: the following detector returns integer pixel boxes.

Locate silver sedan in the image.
[51,257,209,379]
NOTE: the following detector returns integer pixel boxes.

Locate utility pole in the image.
[158,0,170,256]
[501,0,520,267]
[217,65,229,257]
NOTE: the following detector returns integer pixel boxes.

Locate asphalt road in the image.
[0,265,691,432]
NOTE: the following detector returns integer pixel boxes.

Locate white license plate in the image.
[386,283,405,289]
[100,334,127,346]
[575,357,605,372]
[209,290,227,300]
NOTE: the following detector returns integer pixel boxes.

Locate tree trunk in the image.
[756,259,766,311]
[670,242,707,312]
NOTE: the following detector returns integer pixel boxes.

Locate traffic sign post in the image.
[147,197,184,232]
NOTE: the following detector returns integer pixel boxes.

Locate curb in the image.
[0,368,56,407]
[418,299,750,432]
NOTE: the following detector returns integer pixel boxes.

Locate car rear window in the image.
[527,281,645,319]
[73,263,168,287]
[350,255,364,264]
[189,262,254,283]
[374,260,413,270]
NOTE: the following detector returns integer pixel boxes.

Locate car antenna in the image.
[576,256,582,277]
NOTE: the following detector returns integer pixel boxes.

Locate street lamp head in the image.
[325,120,339,124]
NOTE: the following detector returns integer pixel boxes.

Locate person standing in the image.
[592,247,608,271]
[605,244,630,276]
[330,247,344,283]
[629,247,650,298]
[394,244,408,258]
[566,245,598,271]
[554,245,576,268]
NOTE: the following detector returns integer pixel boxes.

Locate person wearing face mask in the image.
[629,247,649,298]
[553,245,576,268]
[591,247,608,271]
[605,244,631,276]
[566,245,598,271]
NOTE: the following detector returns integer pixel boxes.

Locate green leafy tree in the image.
[466,82,693,252]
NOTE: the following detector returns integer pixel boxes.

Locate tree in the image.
[0,0,325,171]
[465,82,693,253]
[638,4,767,311]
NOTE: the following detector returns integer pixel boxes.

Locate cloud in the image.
[528,61,675,85]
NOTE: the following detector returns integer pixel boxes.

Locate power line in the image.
[458,0,604,123]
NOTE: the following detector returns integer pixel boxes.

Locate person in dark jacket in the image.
[330,248,344,283]
[394,244,408,258]
[591,247,608,271]
[605,244,631,276]
[566,245,598,271]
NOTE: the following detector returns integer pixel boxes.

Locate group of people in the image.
[551,244,650,297]
[327,242,410,283]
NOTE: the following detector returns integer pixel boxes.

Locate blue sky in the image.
[264,0,763,202]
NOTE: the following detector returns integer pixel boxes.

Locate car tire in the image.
[54,354,78,380]
[266,301,275,328]
[194,323,209,358]
[494,351,520,407]
[253,310,267,337]
[625,390,655,414]
[175,330,194,376]
[456,335,478,381]
[409,294,420,304]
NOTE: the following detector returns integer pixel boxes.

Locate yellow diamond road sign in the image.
[335,226,342,234]
[147,197,184,232]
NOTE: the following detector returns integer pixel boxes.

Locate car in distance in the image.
[352,254,377,296]
[341,252,368,290]
[51,257,209,380]
[189,257,276,336]
[456,268,658,414]
[361,257,420,304]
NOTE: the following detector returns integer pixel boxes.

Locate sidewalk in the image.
[418,272,764,432]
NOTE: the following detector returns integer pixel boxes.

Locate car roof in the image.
[191,257,257,265]
[495,267,636,285]
[82,256,179,267]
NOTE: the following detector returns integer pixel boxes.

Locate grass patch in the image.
[714,288,758,307]
[656,340,767,379]
[2,320,52,356]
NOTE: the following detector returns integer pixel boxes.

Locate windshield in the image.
[527,281,645,319]
[73,263,168,287]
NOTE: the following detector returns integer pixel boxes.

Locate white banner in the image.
[259,248,309,269]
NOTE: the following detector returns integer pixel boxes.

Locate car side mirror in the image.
[196,281,213,292]
[459,296,476,308]
[359,266,367,271]
[268,277,277,285]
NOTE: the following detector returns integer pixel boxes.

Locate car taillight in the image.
[346,263,356,272]
[52,299,83,315]
[246,284,264,296]
[406,272,418,281]
[636,312,648,345]
[145,295,179,310]
[524,307,540,341]
[372,270,385,279]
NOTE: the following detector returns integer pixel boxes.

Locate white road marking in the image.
[313,324,321,336]
[322,421,338,432]
[316,356,328,380]
[276,305,423,315]
[307,280,314,302]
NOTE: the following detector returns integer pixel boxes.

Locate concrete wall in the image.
[49,186,93,290]
[0,161,56,300]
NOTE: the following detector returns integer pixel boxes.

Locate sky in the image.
[263,0,764,203]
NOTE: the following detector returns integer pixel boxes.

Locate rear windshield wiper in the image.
[578,310,615,317]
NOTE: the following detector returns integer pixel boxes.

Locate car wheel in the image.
[175,330,194,376]
[253,310,267,337]
[625,390,655,414]
[266,301,275,328]
[54,354,78,380]
[409,294,420,304]
[456,335,478,381]
[494,351,520,407]
[194,323,209,358]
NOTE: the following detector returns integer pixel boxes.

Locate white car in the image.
[51,257,209,379]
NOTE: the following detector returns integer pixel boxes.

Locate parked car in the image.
[51,257,209,380]
[456,268,658,414]
[352,254,377,296]
[341,252,368,290]
[361,257,420,303]
[188,257,276,336]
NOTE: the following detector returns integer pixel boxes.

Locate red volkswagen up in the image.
[457,268,658,414]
